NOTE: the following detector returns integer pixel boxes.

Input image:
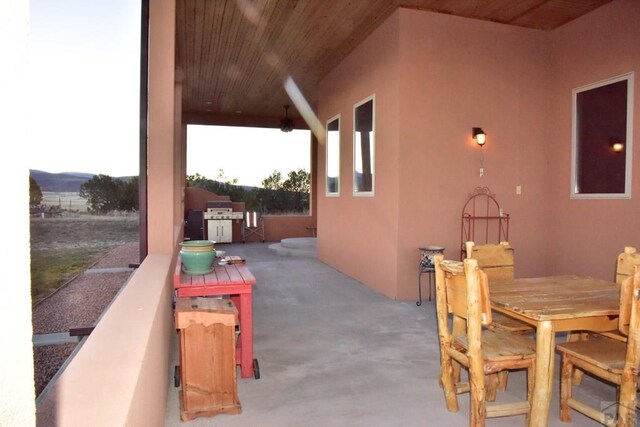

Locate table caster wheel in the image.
[174,365,180,387]
[253,358,260,379]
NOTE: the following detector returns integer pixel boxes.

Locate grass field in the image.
[30,214,139,303]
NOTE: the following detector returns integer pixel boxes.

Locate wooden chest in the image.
[175,297,241,421]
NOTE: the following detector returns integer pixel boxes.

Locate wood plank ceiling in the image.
[175,0,612,127]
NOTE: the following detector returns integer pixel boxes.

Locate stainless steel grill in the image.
[203,201,244,220]
[203,201,243,242]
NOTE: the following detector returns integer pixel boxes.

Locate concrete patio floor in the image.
[164,242,613,426]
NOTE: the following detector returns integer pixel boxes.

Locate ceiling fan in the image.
[280,105,293,133]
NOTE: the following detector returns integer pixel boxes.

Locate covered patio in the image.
[3,0,640,425]
[161,242,607,426]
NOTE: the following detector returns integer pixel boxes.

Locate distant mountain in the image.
[29,170,135,192]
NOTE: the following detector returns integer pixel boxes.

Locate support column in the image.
[310,133,318,219]
[173,75,184,240]
[147,0,176,254]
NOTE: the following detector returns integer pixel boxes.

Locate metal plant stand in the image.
[417,246,445,306]
[460,186,509,260]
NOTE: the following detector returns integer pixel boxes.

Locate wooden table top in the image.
[173,256,256,289]
[490,275,619,321]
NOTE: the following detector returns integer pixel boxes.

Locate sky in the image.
[28,0,140,177]
[28,0,310,186]
[187,125,310,187]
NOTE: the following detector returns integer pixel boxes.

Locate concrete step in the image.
[280,237,317,249]
[269,238,317,257]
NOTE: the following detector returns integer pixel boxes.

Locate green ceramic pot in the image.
[180,240,215,252]
[180,248,216,274]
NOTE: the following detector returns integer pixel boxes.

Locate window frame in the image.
[353,94,375,197]
[570,72,634,199]
[325,114,341,197]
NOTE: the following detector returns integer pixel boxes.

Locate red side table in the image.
[173,256,259,379]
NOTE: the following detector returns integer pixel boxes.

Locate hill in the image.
[30,170,135,192]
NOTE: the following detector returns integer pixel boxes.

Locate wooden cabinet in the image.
[175,297,241,421]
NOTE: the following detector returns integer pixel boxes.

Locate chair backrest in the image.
[618,265,640,361]
[465,241,514,284]
[616,246,640,285]
[615,247,640,335]
[618,263,640,336]
[434,255,492,328]
[245,211,263,228]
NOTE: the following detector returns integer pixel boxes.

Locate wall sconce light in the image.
[612,141,624,152]
[472,127,487,177]
[472,127,487,146]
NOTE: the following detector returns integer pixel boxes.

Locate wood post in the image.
[465,259,486,426]
[531,320,554,427]
[559,356,572,422]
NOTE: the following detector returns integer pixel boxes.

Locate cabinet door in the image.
[219,221,228,242]
[179,321,240,419]
[207,220,218,241]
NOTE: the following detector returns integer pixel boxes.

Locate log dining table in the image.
[489,275,620,427]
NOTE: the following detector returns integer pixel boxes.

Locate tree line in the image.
[187,169,310,214]
[29,169,310,214]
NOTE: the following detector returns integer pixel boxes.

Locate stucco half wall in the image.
[35,254,175,426]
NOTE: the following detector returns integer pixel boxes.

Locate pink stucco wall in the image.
[317,0,640,300]
[547,0,640,280]
[317,12,401,298]
[394,9,553,299]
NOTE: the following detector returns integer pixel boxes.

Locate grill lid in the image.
[206,200,233,210]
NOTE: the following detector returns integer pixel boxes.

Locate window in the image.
[326,115,340,196]
[353,95,375,195]
[571,73,634,198]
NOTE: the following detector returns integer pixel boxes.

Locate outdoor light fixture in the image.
[280,105,294,133]
[472,127,486,146]
[472,127,487,177]
[612,141,624,152]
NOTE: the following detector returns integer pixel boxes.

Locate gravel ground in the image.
[33,344,77,397]
[32,242,140,397]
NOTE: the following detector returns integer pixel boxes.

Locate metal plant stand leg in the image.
[417,268,423,306]
[417,267,434,306]
[417,246,445,306]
